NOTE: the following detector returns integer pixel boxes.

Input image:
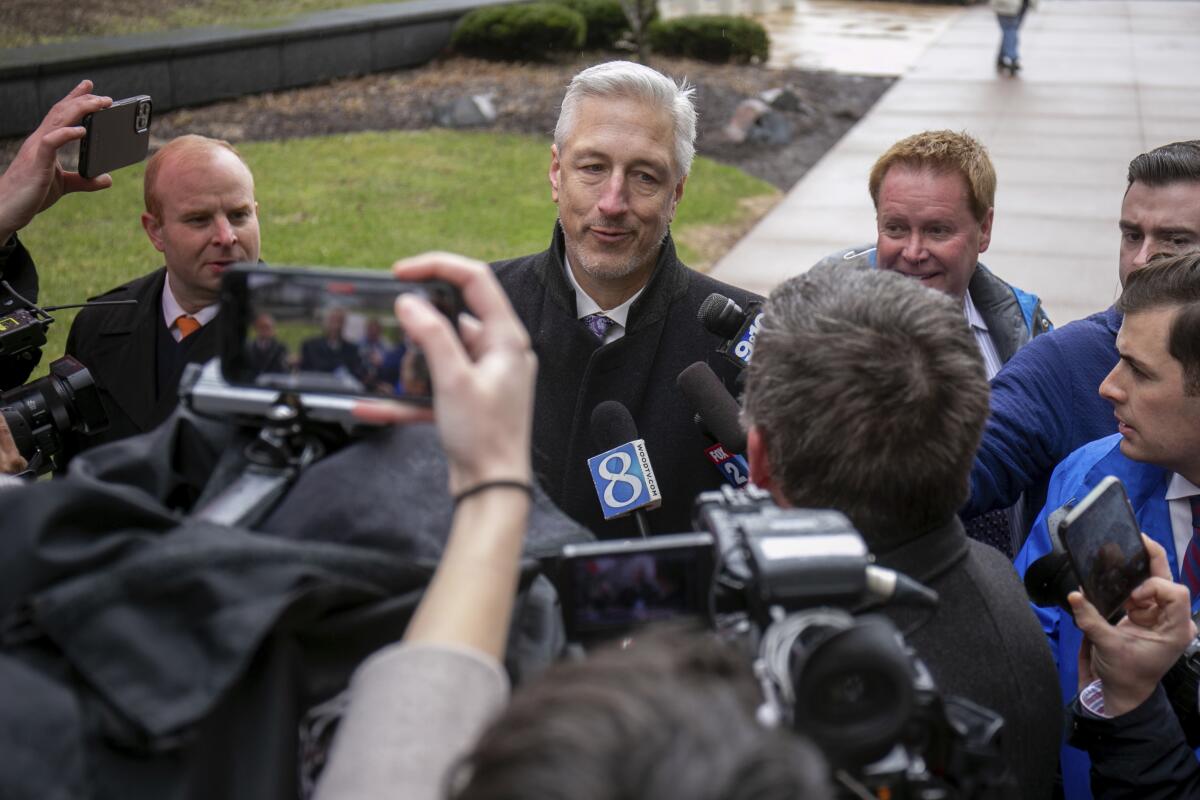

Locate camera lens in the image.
[790,616,916,768]
[0,356,108,474]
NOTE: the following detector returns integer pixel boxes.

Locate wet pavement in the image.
[707,0,1200,324]
[662,0,959,76]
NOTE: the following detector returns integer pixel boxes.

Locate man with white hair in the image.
[493,60,758,538]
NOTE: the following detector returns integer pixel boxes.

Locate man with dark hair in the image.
[966,140,1200,540]
[448,627,832,800]
[492,60,758,538]
[1016,252,1200,799]
[812,130,1050,553]
[742,267,1060,799]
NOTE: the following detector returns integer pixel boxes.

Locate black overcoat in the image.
[880,518,1062,799]
[65,267,222,449]
[493,227,760,538]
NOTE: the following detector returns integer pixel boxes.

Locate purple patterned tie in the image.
[583,313,616,341]
[1183,496,1200,597]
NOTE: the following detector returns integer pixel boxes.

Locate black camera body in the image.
[696,485,875,616]
[0,356,108,477]
[554,486,1017,799]
[0,279,111,477]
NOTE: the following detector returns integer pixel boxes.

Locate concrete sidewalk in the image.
[711,0,1200,323]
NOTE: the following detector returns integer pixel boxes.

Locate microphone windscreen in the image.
[697,293,743,339]
[677,362,747,454]
[591,400,639,453]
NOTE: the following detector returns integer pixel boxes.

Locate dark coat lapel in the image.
[83,268,166,433]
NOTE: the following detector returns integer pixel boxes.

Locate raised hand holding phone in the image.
[1073,535,1196,716]
[353,251,536,497]
[0,80,113,242]
[78,94,152,180]
[1061,476,1152,622]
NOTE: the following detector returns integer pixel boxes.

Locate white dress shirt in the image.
[1166,472,1200,567]
[963,289,1003,380]
[161,274,220,342]
[563,257,646,345]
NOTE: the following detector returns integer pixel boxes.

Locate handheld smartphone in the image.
[219,264,464,404]
[1060,475,1151,621]
[78,95,153,179]
[557,533,715,643]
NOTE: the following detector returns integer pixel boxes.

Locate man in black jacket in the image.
[493,60,758,538]
[0,80,114,471]
[743,267,1061,799]
[66,134,261,449]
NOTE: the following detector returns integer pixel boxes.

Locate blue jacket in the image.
[967,307,1122,521]
[1014,434,1198,800]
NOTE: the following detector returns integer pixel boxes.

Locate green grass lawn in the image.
[1,0,419,48]
[21,129,775,379]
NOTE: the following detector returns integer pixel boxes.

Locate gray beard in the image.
[561,219,670,282]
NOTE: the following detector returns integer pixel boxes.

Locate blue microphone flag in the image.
[587,439,662,519]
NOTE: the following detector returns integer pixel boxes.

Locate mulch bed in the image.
[1,53,891,191]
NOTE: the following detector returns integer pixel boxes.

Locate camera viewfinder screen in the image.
[1064,480,1150,621]
[565,547,710,638]
[222,267,461,401]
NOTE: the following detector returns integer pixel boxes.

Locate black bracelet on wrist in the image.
[452,480,534,506]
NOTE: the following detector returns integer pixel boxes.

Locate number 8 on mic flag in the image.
[588,440,662,519]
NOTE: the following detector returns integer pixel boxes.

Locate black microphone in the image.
[588,400,660,538]
[677,362,747,454]
[677,361,751,489]
[697,292,763,368]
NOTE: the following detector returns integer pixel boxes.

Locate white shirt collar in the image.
[1165,472,1200,501]
[161,273,220,331]
[962,290,989,333]
[563,256,645,330]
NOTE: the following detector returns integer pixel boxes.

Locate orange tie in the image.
[175,314,201,340]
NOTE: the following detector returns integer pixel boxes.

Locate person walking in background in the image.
[992,0,1036,76]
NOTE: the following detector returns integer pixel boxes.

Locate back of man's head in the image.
[867,130,996,224]
[450,626,831,800]
[1126,140,1200,189]
[744,269,989,548]
[1117,251,1200,395]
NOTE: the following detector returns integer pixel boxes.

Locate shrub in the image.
[552,0,661,49]
[647,15,769,64]
[452,3,586,61]
[553,0,631,48]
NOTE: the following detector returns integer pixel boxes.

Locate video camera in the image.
[0,281,113,477]
[554,486,1018,799]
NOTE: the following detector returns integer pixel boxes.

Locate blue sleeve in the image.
[966,330,1076,517]
[1017,455,1107,800]
[1015,504,1062,668]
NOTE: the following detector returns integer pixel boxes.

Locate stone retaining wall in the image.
[0,0,520,138]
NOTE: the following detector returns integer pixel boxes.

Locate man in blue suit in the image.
[1015,251,1200,799]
